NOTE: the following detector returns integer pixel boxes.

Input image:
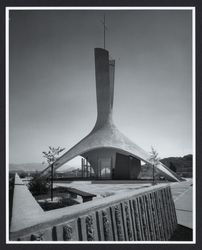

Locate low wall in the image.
[10,184,177,241]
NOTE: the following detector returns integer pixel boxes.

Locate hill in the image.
[9,163,45,172]
[9,162,77,173]
[161,154,192,177]
[139,154,192,179]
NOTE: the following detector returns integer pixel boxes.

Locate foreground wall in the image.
[10,185,177,241]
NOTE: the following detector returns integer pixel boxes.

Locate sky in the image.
[9,9,193,166]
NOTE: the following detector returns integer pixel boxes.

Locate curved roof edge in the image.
[41,125,181,182]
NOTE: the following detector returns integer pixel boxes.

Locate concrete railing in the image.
[10,184,177,241]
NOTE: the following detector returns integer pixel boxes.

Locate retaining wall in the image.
[10,185,177,241]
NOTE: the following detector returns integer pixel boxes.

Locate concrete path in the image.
[170,179,193,229]
[54,181,151,200]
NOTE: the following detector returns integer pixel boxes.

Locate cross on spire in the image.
[101,14,108,49]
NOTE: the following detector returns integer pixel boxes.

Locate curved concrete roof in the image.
[52,121,180,181]
[41,48,180,182]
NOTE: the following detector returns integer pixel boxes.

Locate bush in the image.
[19,171,27,178]
[39,198,79,211]
[28,174,50,196]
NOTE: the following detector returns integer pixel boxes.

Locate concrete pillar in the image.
[94,48,114,128]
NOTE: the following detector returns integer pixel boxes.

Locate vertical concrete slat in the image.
[137,196,146,240]
[141,195,150,241]
[122,201,134,241]
[114,204,125,241]
[160,188,170,239]
[165,187,172,238]
[104,207,114,241]
[163,187,172,239]
[169,186,178,228]
[150,192,161,240]
[98,208,113,241]
[167,186,177,236]
[168,186,178,231]
[146,193,156,241]
[78,216,87,241]
[79,213,99,241]
[110,205,118,241]
[54,220,79,241]
[154,190,164,240]
[96,210,104,241]
[164,187,172,235]
[159,189,168,240]
[140,196,150,240]
[132,198,143,241]
[129,199,138,241]
[111,203,125,241]
[165,187,174,233]
[152,192,159,241]
[136,197,145,241]
[163,187,172,240]
[144,195,152,241]
[120,202,127,240]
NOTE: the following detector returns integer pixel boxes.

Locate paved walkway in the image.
[170,179,193,229]
[54,182,151,202]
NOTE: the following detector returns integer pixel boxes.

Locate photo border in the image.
[1,0,200,248]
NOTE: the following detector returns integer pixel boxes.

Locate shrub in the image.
[28,174,50,196]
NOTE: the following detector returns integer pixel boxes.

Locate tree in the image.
[149,146,160,185]
[42,146,65,201]
[28,146,65,198]
[42,146,65,165]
